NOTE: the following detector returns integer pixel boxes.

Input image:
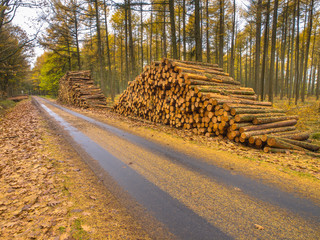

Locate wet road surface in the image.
[33,97,320,239]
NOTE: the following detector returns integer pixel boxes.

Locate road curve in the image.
[33,97,320,240]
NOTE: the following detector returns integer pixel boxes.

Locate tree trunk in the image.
[268,0,278,103]
[254,0,262,94]
[125,0,129,81]
[103,0,112,95]
[150,5,153,64]
[275,51,279,96]
[289,1,296,101]
[280,0,289,100]
[206,0,210,63]
[183,0,186,61]
[128,0,136,79]
[169,0,177,59]
[317,61,320,100]
[301,0,314,102]
[219,0,224,68]
[294,0,300,105]
[73,5,81,70]
[94,0,105,92]
[230,0,236,78]
[140,1,144,71]
[309,28,316,96]
[163,3,167,58]
[260,0,270,101]
[195,0,202,62]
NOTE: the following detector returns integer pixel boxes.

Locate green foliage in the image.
[32,52,66,96]
[38,53,65,96]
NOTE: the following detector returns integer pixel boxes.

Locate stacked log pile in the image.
[114,59,320,156]
[58,71,107,108]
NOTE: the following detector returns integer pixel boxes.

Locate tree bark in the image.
[301,0,314,102]
[254,0,262,94]
[195,0,202,62]
[230,0,236,78]
[103,0,112,94]
[206,0,210,63]
[268,0,278,102]
[260,0,270,101]
[218,0,224,68]
[93,0,105,92]
[183,0,186,60]
[294,0,300,105]
[128,0,136,78]
[169,0,177,59]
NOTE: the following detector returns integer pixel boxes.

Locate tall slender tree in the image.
[268,0,279,102]
[254,0,262,94]
[169,0,177,59]
[219,0,224,68]
[195,0,202,61]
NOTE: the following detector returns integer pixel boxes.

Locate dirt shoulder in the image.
[54,100,320,204]
[0,100,150,239]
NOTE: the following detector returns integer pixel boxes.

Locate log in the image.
[272,137,320,152]
[240,126,296,139]
[235,113,285,122]
[239,119,298,133]
[231,108,286,116]
[263,147,291,154]
[265,138,306,152]
[223,103,273,111]
[253,115,299,125]
[269,131,310,141]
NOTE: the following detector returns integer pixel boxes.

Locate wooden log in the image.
[248,135,268,144]
[272,137,320,152]
[230,122,252,131]
[265,138,306,152]
[263,147,291,154]
[269,131,310,141]
[240,126,296,139]
[231,108,285,116]
[169,59,220,69]
[223,103,273,111]
[206,94,272,106]
[239,119,298,133]
[253,115,299,125]
[235,113,285,122]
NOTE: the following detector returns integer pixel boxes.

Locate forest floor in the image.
[0,100,150,239]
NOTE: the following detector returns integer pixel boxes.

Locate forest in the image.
[1,0,320,105]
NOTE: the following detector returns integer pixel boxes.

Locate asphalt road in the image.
[33,96,320,240]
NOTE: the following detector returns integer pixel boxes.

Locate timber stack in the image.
[58,71,107,108]
[114,58,320,157]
